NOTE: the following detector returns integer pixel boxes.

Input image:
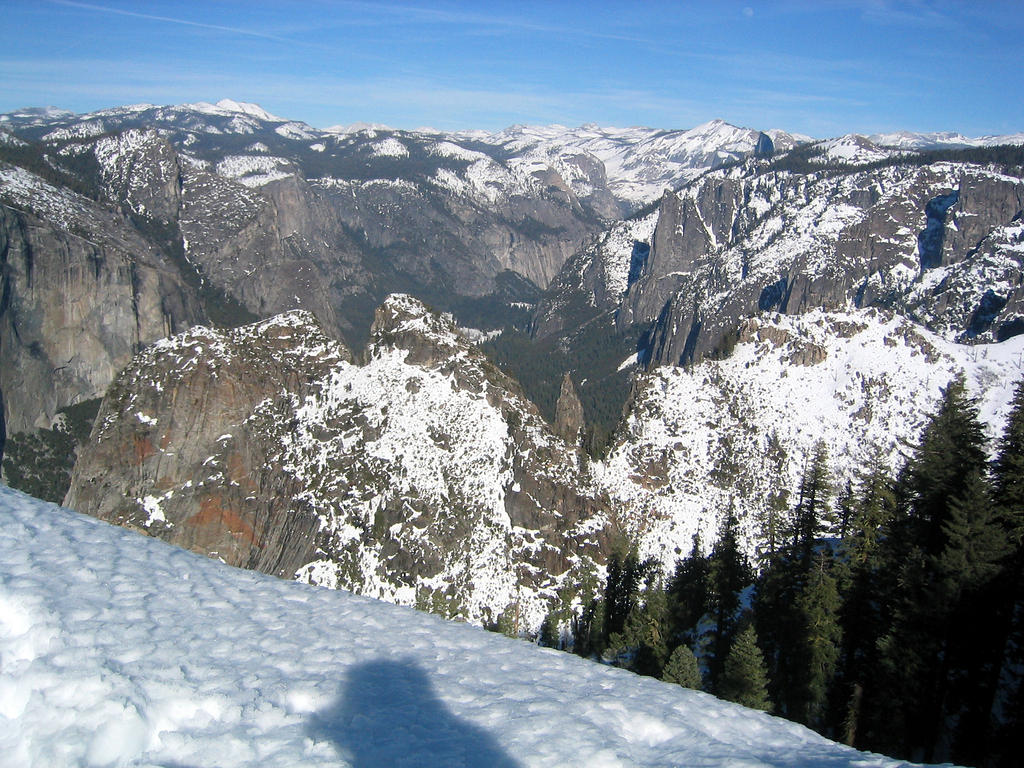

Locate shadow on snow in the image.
[308,658,520,768]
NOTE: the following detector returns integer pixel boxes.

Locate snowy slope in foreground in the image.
[0,488,937,768]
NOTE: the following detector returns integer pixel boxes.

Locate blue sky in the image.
[3,0,1022,137]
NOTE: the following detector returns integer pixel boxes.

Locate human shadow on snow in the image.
[308,658,520,768]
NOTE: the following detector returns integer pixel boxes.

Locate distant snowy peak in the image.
[187,98,285,123]
[323,121,396,135]
[0,105,75,125]
[808,129,1024,167]
[869,129,1024,150]
[812,134,902,166]
[474,119,809,210]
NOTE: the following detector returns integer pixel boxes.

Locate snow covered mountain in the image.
[476,119,809,210]
[0,485,939,767]
[524,141,1024,564]
[534,146,1024,371]
[868,129,1024,151]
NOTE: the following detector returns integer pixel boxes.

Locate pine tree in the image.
[934,470,1013,762]
[633,575,670,677]
[868,376,992,761]
[985,379,1024,766]
[539,610,561,649]
[836,480,854,540]
[992,379,1024,540]
[792,440,832,566]
[760,429,790,556]
[905,375,987,558]
[845,450,896,569]
[794,551,842,728]
[719,624,772,711]
[708,503,753,684]
[602,544,643,647]
[666,533,710,642]
[832,450,896,746]
[754,449,832,721]
[662,643,702,689]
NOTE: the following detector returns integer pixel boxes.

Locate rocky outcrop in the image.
[65,298,612,630]
[554,372,585,444]
[93,129,183,222]
[64,311,349,574]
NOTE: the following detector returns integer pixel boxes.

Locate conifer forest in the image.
[531,377,1024,768]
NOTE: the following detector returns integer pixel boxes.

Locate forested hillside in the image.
[532,377,1024,767]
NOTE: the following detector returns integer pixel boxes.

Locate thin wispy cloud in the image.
[859,0,959,30]
[50,0,298,45]
[329,0,658,45]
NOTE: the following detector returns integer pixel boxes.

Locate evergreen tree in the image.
[539,610,561,649]
[868,376,992,762]
[792,440,832,566]
[666,533,710,642]
[754,450,832,721]
[760,429,790,556]
[905,375,987,558]
[719,624,772,711]
[573,597,605,658]
[836,480,854,540]
[662,643,702,690]
[845,451,897,569]
[607,563,669,675]
[985,379,1024,766]
[793,552,842,728]
[993,379,1024,541]
[632,575,670,677]
[602,545,644,647]
[708,504,753,684]
[832,451,896,746]
[933,470,1013,763]
[571,568,603,657]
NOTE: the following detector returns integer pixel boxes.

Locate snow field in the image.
[0,487,935,767]
[598,307,1024,563]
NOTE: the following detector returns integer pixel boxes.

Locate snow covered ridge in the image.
[0,164,96,229]
[215,154,295,186]
[0,486,938,768]
[187,98,285,122]
[597,308,1024,562]
[7,100,1021,213]
[0,100,817,212]
[67,298,608,634]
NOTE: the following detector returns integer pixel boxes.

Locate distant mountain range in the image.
[1,98,1023,628]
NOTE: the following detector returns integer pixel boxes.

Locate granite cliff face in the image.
[534,144,1024,371]
[631,163,1024,366]
[0,164,201,436]
[66,297,612,629]
[64,311,349,575]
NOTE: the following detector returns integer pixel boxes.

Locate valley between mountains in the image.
[2,99,1024,765]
